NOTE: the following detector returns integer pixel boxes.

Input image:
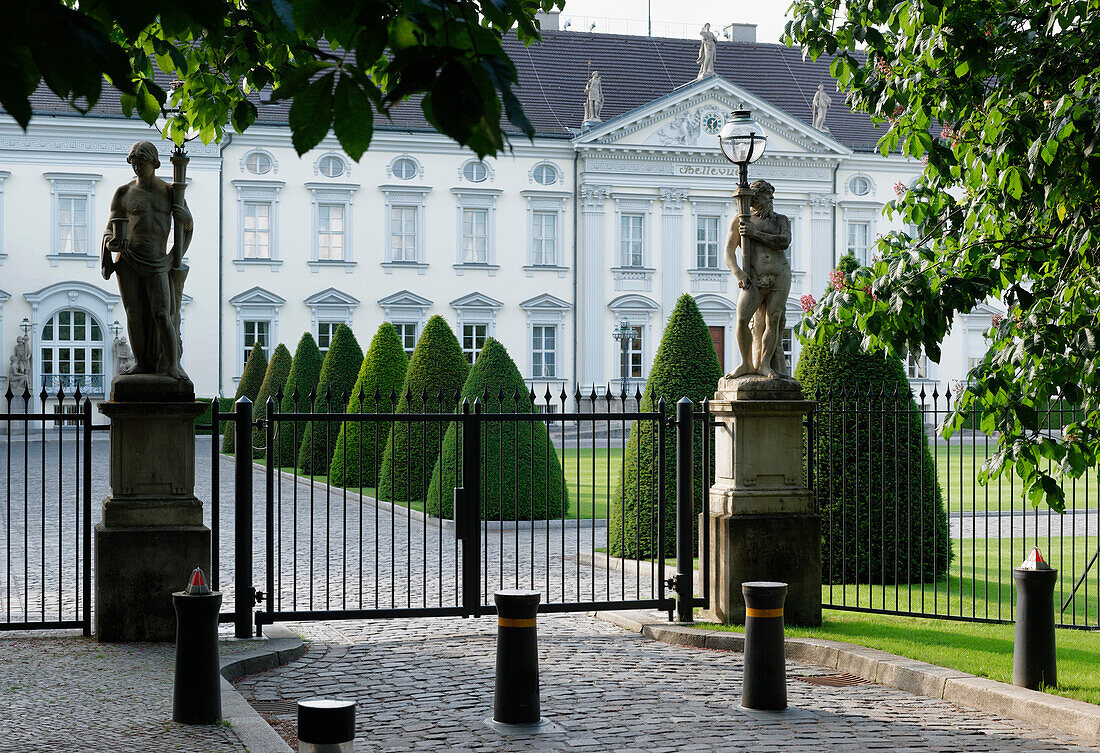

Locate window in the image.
[39,309,105,395]
[532,325,557,378]
[618,326,643,379]
[245,152,273,175]
[392,323,417,356]
[390,206,418,262]
[907,351,929,380]
[462,208,489,263]
[782,328,794,370]
[316,204,345,261]
[392,158,417,180]
[531,212,557,266]
[848,175,872,196]
[462,324,488,363]
[318,155,346,178]
[620,214,644,267]
[58,196,88,254]
[243,201,272,259]
[317,321,343,354]
[532,164,557,185]
[243,319,270,369]
[847,221,870,264]
[462,161,488,183]
[696,216,720,268]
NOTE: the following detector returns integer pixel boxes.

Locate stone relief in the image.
[7,333,30,398]
[652,109,702,146]
[583,71,603,123]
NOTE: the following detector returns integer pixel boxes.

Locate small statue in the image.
[113,334,136,375]
[584,71,603,123]
[724,180,793,379]
[812,83,832,132]
[697,23,717,79]
[7,333,30,398]
[101,141,193,385]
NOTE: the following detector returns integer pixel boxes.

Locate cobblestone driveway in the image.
[234,613,1100,752]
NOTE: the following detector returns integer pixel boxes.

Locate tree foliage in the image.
[223,342,267,454]
[786,0,1100,511]
[329,323,408,489]
[298,323,363,475]
[5,0,563,159]
[252,342,292,459]
[273,332,323,468]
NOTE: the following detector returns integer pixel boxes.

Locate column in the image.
[659,189,687,317]
[579,185,610,389]
[809,193,835,295]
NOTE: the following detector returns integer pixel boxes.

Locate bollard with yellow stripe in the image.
[741,581,788,711]
[492,590,542,728]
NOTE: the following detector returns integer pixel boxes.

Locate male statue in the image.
[812,83,832,132]
[725,179,792,379]
[101,141,192,383]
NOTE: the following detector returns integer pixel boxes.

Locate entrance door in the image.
[708,326,725,372]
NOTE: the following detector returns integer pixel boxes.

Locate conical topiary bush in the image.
[222,342,268,454]
[377,315,469,503]
[297,323,364,475]
[425,338,568,520]
[608,294,721,559]
[273,333,324,469]
[329,323,409,489]
[252,343,292,459]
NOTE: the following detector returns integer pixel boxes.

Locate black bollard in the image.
[172,567,222,724]
[741,581,787,711]
[1013,547,1058,690]
[493,590,542,725]
[297,699,355,753]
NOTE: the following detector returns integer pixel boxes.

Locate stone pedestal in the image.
[706,376,821,626]
[95,397,209,641]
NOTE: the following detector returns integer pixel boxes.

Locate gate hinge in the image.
[252,418,266,429]
[253,589,266,604]
[664,575,683,593]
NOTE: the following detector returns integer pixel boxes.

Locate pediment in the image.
[451,292,503,311]
[576,76,850,157]
[304,287,360,307]
[378,289,432,309]
[0,288,9,303]
[229,286,285,307]
[520,293,572,311]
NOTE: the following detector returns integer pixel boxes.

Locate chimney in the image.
[535,10,560,31]
[730,23,757,43]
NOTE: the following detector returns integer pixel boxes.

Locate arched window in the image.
[848,175,872,196]
[40,309,105,395]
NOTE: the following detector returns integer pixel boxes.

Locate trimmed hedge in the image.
[297,324,364,475]
[425,338,568,520]
[377,315,469,503]
[273,333,324,468]
[608,295,721,558]
[797,347,951,585]
[252,343,292,458]
[194,397,234,435]
[222,343,267,454]
[329,323,409,489]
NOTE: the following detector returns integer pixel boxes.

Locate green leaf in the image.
[332,75,373,160]
[288,71,336,155]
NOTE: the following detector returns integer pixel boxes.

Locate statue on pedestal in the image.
[113,334,136,375]
[100,141,193,398]
[724,179,793,379]
[8,333,30,398]
[697,23,717,79]
[812,84,832,132]
[583,71,603,123]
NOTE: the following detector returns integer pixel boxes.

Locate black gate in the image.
[215,390,709,636]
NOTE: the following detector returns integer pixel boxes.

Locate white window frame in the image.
[379,290,433,353]
[304,287,359,354]
[520,293,571,388]
[619,213,645,267]
[314,152,350,179]
[695,215,721,269]
[315,320,345,354]
[242,318,272,369]
[391,322,418,357]
[38,308,107,397]
[452,188,502,275]
[530,324,558,379]
[846,173,876,197]
[306,182,358,271]
[528,161,561,186]
[45,173,101,267]
[521,190,570,276]
[387,154,423,181]
[380,185,431,273]
[461,323,489,364]
[451,292,503,363]
[839,203,880,267]
[240,149,278,176]
[232,180,285,270]
[607,294,659,386]
[459,159,493,183]
[612,195,655,292]
[228,287,285,383]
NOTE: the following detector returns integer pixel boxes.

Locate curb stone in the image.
[219,624,304,753]
[592,609,1100,745]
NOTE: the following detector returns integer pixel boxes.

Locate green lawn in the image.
[699,609,1100,706]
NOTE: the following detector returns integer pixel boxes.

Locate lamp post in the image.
[718,110,768,223]
[611,317,634,397]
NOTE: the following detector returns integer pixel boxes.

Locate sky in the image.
[556,0,791,44]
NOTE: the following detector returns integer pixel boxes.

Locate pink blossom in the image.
[894,181,908,196]
[864,285,879,301]
[991,314,1003,328]
[800,294,817,313]
[876,58,893,77]
[828,268,845,291]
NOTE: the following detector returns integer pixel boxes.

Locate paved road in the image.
[234,612,1100,753]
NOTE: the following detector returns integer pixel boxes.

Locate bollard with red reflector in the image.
[1013,547,1058,690]
[741,581,788,711]
[172,567,222,724]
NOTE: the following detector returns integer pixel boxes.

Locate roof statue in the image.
[812,83,832,132]
[583,71,603,124]
[697,24,717,79]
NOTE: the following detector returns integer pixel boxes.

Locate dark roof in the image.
[21,30,884,152]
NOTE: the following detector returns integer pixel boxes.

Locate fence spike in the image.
[275,385,284,403]
[39,386,49,405]
[4,384,12,405]
[73,385,82,403]
[634,385,642,402]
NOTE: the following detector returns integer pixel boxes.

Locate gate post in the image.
[234,396,254,638]
[674,398,695,623]
[460,399,483,617]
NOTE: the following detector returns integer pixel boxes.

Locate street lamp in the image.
[718,110,768,223]
[611,317,634,397]
[19,317,31,337]
[110,320,123,340]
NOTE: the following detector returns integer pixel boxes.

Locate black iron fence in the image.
[811,386,1099,630]
[0,387,96,634]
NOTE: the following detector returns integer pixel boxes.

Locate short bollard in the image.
[172,567,222,724]
[493,590,542,726]
[298,699,355,753]
[1013,547,1058,690]
[741,581,788,711]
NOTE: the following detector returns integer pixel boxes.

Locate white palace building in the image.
[0,18,997,421]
